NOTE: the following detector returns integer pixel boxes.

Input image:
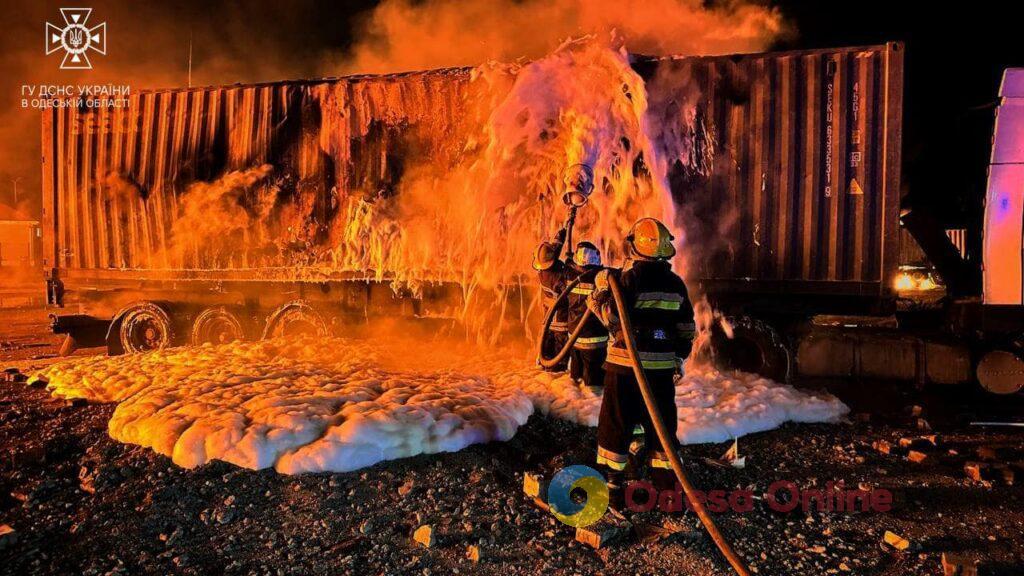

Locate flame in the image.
[895,272,916,291]
[894,269,942,292]
[135,35,738,344]
[317,38,699,341]
[73,1,785,344]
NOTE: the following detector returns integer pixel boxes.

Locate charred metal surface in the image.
[796,327,972,385]
[41,67,475,274]
[42,45,903,311]
[641,43,903,299]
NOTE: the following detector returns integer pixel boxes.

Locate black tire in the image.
[191,306,247,346]
[710,316,791,382]
[118,302,176,354]
[262,301,330,339]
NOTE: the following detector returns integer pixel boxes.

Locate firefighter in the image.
[566,241,608,390]
[534,227,571,372]
[587,217,696,507]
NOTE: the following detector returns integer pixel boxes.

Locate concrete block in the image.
[883,530,914,551]
[575,515,632,550]
[523,472,547,499]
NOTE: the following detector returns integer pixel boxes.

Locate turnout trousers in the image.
[569,346,606,389]
[596,369,679,474]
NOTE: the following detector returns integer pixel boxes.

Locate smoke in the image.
[318,37,695,342]
[1,0,787,346]
[325,0,789,344]
[168,165,277,268]
[344,0,787,73]
[0,0,783,223]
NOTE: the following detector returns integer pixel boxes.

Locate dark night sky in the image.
[774,0,1018,228]
[1,0,1018,231]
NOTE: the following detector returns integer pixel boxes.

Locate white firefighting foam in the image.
[39,337,846,473]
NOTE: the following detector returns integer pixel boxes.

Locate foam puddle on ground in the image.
[37,337,848,474]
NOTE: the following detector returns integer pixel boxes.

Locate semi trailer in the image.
[38,42,1024,392]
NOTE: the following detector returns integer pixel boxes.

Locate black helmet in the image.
[533,242,561,271]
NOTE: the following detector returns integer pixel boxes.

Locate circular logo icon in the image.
[62,24,91,54]
[546,465,609,527]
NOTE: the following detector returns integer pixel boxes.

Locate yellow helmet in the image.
[533,242,561,271]
[626,217,676,259]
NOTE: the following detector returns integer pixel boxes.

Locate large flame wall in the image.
[42,41,903,299]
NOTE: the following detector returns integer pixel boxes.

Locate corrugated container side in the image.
[43,68,475,276]
[42,45,902,298]
[648,42,902,296]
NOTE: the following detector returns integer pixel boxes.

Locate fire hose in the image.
[537,274,593,369]
[536,271,752,576]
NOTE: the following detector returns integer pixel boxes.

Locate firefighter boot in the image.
[605,469,627,512]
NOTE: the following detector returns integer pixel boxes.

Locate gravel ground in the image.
[0,303,99,365]
[3,374,1024,575]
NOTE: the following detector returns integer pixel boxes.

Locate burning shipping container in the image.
[40,42,904,352]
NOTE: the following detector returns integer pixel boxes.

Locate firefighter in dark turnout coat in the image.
[534,228,571,372]
[588,217,696,504]
[566,241,608,390]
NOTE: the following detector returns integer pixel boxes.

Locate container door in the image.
[984,72,1024,305]
[984,164,1024,304]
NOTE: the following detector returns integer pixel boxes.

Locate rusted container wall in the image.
[41,68,474,279]
[642,42,903,297]
[42,44,903,298]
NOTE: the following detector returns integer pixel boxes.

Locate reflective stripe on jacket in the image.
[634,291,684,310]
[594,259,695,373]
[567,265,609,344]
[571,283,595,296]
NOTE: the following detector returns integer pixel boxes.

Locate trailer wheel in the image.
[710,316,791,382]
[262,301,330,339]
[191,306,247,346]
[118,302,176,354]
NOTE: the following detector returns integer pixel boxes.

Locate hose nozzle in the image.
[562,164,594,208]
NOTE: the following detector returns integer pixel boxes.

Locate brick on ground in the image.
[873,440,900,456]
[523,471,551,511]
[941,552,978,576]
[964,462,988,482]
[964,461,1016,485]
[883,530,915,552]
[413,525,434,548]
[575,514,632,550]
[907,450,931,464]
[0,525,16,550]
[523,472,547,499]
[898,435,938,450]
